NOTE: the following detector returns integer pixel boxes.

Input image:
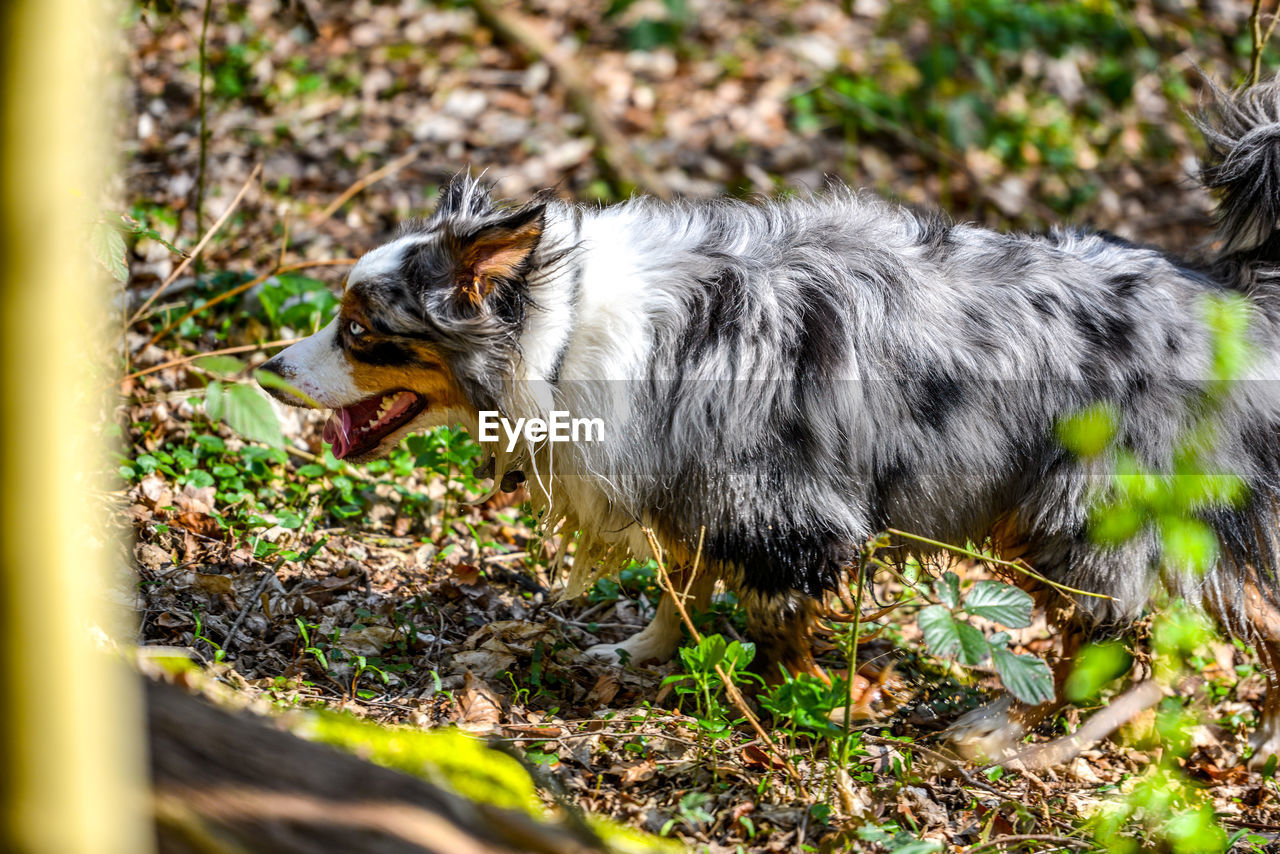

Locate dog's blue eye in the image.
[349,321,365,337]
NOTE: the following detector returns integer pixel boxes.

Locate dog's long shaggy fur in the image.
[264,80,1280,761]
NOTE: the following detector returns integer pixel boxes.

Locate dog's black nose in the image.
[258,356,291,380]
[256,357,309,407]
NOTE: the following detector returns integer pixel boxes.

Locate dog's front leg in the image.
[582,570,714,665]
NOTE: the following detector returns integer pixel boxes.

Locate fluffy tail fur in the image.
[1198,77,1280,261]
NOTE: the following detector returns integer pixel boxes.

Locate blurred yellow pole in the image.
[0,2,150,854]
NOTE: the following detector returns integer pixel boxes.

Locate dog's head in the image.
[259,175,546,462]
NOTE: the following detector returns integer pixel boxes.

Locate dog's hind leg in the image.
[582,569,715,666]
[1206,573,1280,769]
[740,590,828,683]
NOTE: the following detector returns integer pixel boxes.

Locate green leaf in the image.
[991,646,1054,705]
[722,640,755,670]
[1160,517,1218,573]
[254,368,321,408]
[963,580,1033,628]
[1090,502,1145,545]
[888,842,943,854]
[918,605,962,658]
[222,384,285,448]
[195,355,247,377]
[933,571,961,608]
[91,220,128,283]
[1056,403,1116,458]
[955,621,990,666]
[1064,641,1132,703]
[204,380,225,422]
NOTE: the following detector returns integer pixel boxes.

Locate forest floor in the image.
[115,1,1280,850]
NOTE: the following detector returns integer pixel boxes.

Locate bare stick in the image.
[471,0,671,199]
[194,0,214,238]
[1001,680,1163,771]
[966,834,1091,852]
[1254,0,1267,87]
[679,525,705,604]
[117,337,300,387]
[141,258,353,351]
[639,526,810,798]
[315,149,420,222]
[129,163,264,326]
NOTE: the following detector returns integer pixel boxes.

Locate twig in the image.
[315,149,420,222]
[471,0,671,199]
[129,163,264,326]
[194,0,214,239]
[1000,680,1163,771]
[885,528,1113,600]
[118,337,300,386]
[141,258,353,351]
[639,526,810,798]
[966,834,1093,853]
[1250,0,1280,87]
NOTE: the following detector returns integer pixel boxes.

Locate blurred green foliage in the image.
[790,0,1184,218]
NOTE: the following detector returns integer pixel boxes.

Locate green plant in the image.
[662,634,759,735]
[295,618,330,672]
[192,608,227,665]
[659,790,715,837]
[1057,294,1255,852]
[916,571,1054,705]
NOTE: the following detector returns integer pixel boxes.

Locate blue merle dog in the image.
[261,80,1280,765]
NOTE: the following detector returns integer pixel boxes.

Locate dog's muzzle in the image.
[256,357,311,408]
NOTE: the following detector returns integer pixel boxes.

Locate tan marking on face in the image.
[337,292,471,413]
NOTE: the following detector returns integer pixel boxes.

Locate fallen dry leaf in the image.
[338,625,397,657]
[456,670,503,734]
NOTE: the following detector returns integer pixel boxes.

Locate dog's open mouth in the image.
[322,390,426,460]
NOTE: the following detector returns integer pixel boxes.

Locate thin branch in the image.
[141,258,353,352]
[639,526,810,798]
[1000,680,1163,771]
[129,163,263,326]
[118,337,300,387]
[194,0,214,238]
[886,528,1113,600]
[315,148,420,222]
[1250,0,1280,87]
[966,834,1092,853]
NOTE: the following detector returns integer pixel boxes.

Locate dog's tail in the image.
[1197,78,1280,265]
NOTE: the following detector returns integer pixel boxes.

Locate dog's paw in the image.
[581,639,671,667]
[947,696,1023,762]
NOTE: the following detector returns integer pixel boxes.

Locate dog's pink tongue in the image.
[322,408,353,459]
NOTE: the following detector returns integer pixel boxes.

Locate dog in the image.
[261,79,1280,766]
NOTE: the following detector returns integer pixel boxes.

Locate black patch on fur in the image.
[354,341,417,367]
[913,370,964,430]
[1109,272,1143,297]
[1071,304,1135,358]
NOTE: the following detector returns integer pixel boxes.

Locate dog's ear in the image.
[454,203,546,307]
